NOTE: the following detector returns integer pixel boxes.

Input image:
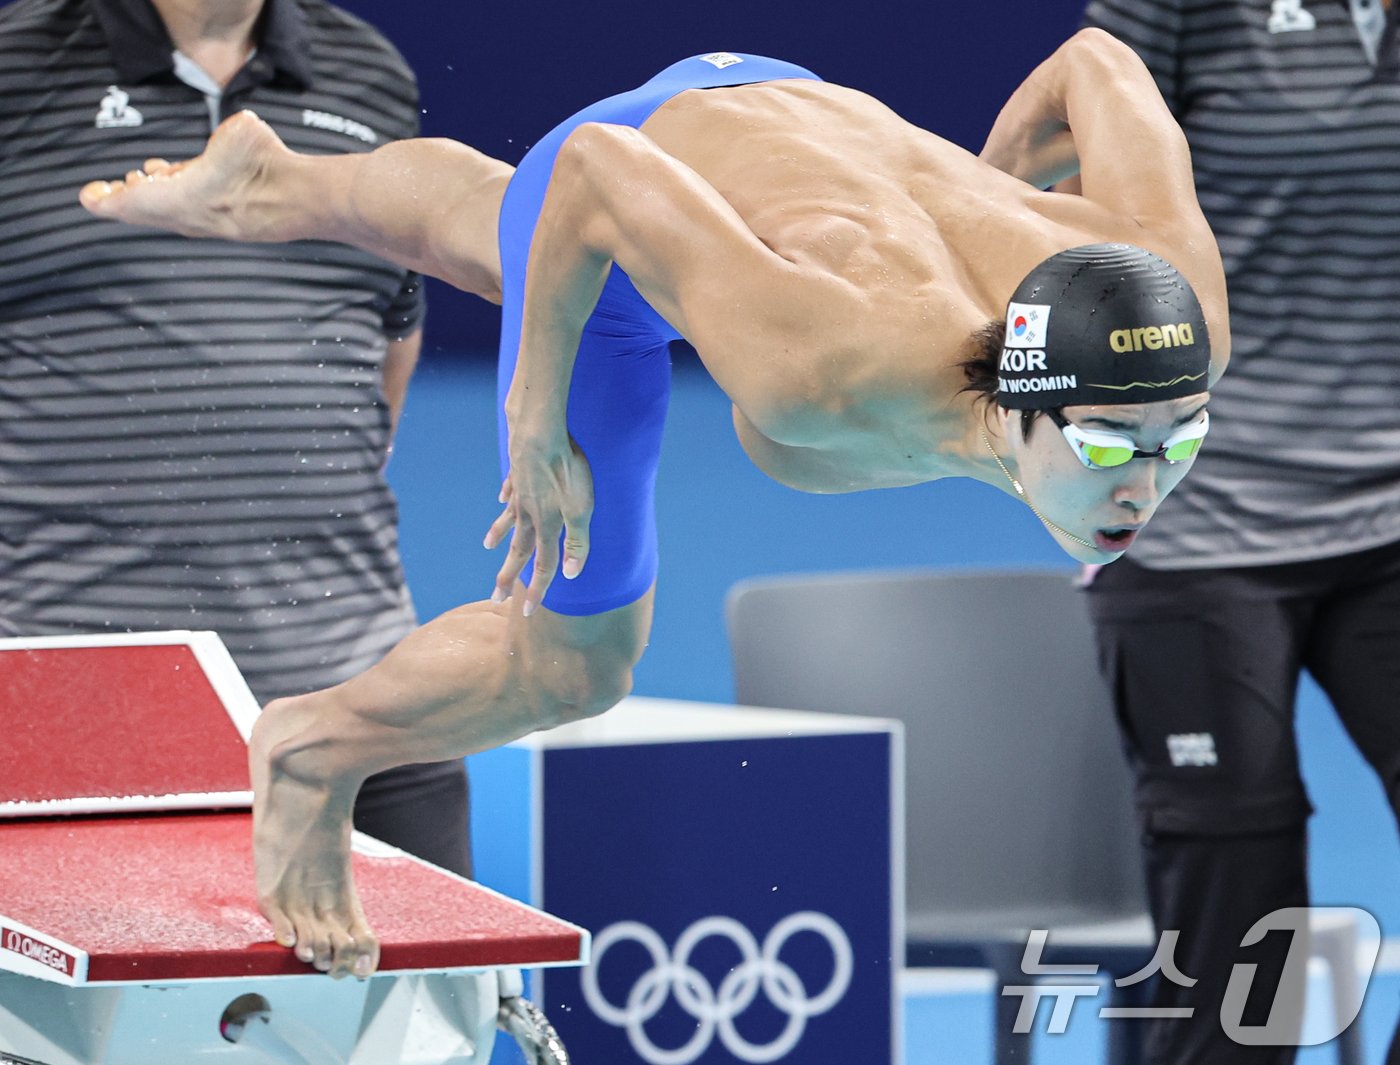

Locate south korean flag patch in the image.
[1004,302,1051,348]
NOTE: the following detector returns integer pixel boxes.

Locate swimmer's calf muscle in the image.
[338,137,512,303]
[248,589,651,976]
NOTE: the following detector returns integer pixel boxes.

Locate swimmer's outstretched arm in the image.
[79,110,514,303]
[980,29,1230,380]
[980,28,1192,209]
[487,121,863,611]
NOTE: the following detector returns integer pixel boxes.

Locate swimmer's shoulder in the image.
[1013,188,1230,381]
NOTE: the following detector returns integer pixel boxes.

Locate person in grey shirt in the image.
[1072,1,1400,1061]
[0,0,471,878]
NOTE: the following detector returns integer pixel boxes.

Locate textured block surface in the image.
[0,644,250,809]
[0,812,584,983]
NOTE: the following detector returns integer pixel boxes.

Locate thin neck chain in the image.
[979,426,1096,549]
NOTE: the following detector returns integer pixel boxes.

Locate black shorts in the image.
[1082,538,1400,835]
[353,758,472,878]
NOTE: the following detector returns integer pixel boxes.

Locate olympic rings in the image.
[579,911,854,1065]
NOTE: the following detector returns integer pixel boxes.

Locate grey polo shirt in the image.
[1081,0,1400,569]
[0,0,428,701]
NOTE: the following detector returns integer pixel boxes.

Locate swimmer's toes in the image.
[347,915,380,978]
[283,910,319,965]
[259,895,298,949]
[326,927,361,980]
[306,924,334,971]
[78,180,118,213]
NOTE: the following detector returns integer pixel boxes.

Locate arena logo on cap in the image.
[1109,322,1196,353]
[1004,302,1051,349]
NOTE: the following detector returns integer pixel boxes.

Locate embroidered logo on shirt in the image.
[1268,0,1316,33]
[699,52,744,69]
[1167,732,1218,767]
[301,109,377,144]
[95,86,143,129]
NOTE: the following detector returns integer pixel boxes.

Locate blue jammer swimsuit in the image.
[496,53,821,615]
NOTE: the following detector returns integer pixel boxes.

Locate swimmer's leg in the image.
[81,111,514,302]
[249,587,653,978]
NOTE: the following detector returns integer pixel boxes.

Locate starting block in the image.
[0,632,587,1064]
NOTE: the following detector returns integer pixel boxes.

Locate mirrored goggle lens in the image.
[1163,436,1205,462]
[1081,442,1135,468]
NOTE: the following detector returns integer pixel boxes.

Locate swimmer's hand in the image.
[484,429,594,616]
[79,110,301,242]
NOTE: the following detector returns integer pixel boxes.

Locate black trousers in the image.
[1084,540,1400,1065]
[352,758,473,878]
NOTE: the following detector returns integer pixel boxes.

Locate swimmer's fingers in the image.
[560,465,595,581]
[520,487,592,614]
[524,517,563,617]
[483,504,516,556]
[483,500,516,552]
[483,476,516,551]
[522,451,594,612]
[492,519,536,606]
[490,434,594,613]
[561,526,590,581]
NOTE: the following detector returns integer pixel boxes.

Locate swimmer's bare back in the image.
[640,72,1225,383]
[592,37,1228,492]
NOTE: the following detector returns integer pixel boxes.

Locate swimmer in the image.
[81,30,1228,978]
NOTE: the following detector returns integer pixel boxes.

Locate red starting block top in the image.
[0,632,258,816]
[0,812,587,984]
[0,631,589,986]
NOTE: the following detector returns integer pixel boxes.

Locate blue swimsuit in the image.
[496,53,821,615]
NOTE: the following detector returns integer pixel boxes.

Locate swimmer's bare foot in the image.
[78,110,304,243]
[249,695,378,980]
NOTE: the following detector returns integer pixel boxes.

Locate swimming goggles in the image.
[1045,409,1209,470]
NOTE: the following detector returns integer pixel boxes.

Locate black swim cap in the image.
[996,243,1210,410]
